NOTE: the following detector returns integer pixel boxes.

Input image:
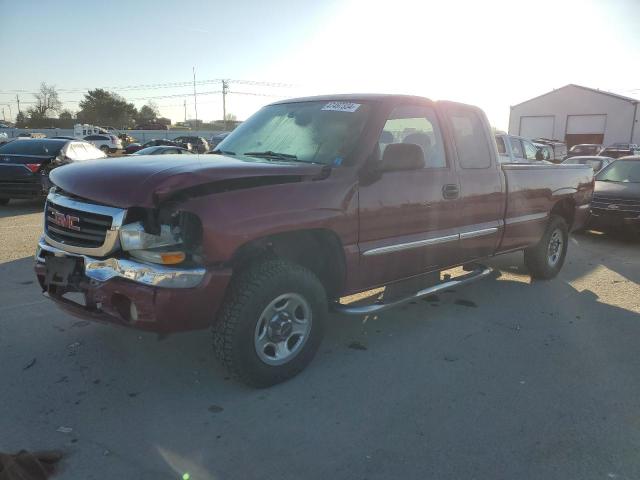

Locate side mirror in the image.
[380,143,425,172]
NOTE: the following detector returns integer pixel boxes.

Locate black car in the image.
[589,156,640,232]
[598,143,640,159]
[0,139,106,204]
[131,145,192,155]
[209,132,230,149]
[566,144,603,159]
[124,139,190,154]
[174,135,209,153]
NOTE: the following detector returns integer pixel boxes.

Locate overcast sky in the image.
[1,0,638,129]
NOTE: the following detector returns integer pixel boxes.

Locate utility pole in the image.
[7,104,11,122]
[2,108,4,122]
[183,99,187,123]
[222,79,229,130]
[15,94,20,114]
[192,67,198,130]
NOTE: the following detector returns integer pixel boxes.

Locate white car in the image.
[0,132,8,145]
[83,134,123,154]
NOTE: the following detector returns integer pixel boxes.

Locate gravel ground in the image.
[0,203,639,480]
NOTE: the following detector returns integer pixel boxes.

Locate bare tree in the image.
[32,82,62,117]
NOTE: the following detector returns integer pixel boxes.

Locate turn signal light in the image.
[160,252,186,265]
[25,163,40,173]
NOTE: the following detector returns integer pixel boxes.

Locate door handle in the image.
[442,184,459,200]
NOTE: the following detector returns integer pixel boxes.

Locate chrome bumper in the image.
[36,237,206,288]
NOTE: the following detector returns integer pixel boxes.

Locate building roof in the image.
[511,84,639,108]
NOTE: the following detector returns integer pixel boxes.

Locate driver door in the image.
[357,101,461,289]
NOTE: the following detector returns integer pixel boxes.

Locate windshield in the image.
[216,101,372,165]
[564,157,602,171]
[133,146,163,155]
[571,145,599,154]
[0,140,65,156]
[596,161,640,183]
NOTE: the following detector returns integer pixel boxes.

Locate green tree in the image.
[77,89,138,128]
[137,102,159,125]
[59,109,74,121]
[15,111,27,128]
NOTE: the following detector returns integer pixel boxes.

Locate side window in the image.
[495,136,506,154]
[449,109,492,168]
[378,105,446,168]
[524,141,538,161]
[510,138,524,158]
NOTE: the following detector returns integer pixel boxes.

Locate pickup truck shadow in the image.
[0,199,44,219]
[3,252,639,479]
[487,229,640,285]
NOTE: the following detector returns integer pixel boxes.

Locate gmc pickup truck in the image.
[35,95,594,387]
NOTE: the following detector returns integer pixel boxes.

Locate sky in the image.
[1,0,639,129]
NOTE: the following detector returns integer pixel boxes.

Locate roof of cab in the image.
[268,93,434,105]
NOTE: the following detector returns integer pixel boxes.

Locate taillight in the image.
[25,163,40,173]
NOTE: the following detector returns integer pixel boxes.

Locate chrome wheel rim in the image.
[254,293,312,366]
[547,229,564,267]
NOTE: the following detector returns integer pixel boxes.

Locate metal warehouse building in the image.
[508,84,639,148]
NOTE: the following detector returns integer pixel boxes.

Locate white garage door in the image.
[520,116,555,139]
[566,114,606,134]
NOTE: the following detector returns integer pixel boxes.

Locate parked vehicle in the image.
[564,143,602,159]
[532,138,567,163]
[598,143,640,159]
[17,132,47,139]
[0,139,106,204]
[35,94,593,387]
[209,132,230,149]
[83,134,123,153]
[131,146,192,155]
[49,136,76,140]
[124,139,190,154]
[0,132,8,145]
[74,124,109,137]
[174,135,209,153]
[495,134,548,163]
[134,123,168,130]
[562,155,614,173]
[588,156,640,232]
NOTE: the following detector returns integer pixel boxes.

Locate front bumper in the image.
[35,237,232,333]
[589,210,640,231]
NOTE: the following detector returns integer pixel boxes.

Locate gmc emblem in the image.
[50,209,80,231]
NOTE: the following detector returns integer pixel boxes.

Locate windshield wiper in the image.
[244,150,298,160]
[211,149,236,155]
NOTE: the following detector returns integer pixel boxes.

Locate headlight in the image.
[119,221,182,251]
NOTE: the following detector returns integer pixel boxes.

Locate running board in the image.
[333,266,493,315]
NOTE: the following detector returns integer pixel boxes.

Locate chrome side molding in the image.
[333,266,493,315]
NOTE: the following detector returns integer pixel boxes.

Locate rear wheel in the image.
[524,215,568,280]
[100,145,110,154]
[212,259,327,388]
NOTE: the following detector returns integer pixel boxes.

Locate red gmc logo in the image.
[50,210,80,231]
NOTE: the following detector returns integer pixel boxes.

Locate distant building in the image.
[508,84,639,148]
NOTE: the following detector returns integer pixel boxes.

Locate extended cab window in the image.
[449,110,491,168]
[379,105,446,168]
[495,136,506,154]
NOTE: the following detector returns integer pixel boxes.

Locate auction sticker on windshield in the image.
[322,102,361,112]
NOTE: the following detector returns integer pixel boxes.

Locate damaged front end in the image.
[35,190,230,332]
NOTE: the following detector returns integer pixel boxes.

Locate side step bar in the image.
[333,266,493,315]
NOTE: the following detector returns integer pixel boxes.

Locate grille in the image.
[591,195,640,215]
[45,201,113,248]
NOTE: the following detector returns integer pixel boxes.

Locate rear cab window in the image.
[448,108,492,168]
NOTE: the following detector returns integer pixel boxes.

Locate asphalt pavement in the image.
[1,199,639,480]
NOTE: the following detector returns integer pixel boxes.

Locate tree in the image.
[77,89,138,127]
[15,111,27,128]
[59,109,74,121]
[32,82,62,117]
[137,102,159,125]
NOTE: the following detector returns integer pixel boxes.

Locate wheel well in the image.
[551,198,575,228]
[230,229,347,299]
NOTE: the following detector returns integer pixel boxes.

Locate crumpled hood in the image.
[50,154,327,208]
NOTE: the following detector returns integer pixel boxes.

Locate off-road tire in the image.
[524,214,568,280]
[212,259,327,388]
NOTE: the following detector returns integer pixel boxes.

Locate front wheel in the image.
[100,145,110,154]
[524,215,568,280]
[212,259,327,388]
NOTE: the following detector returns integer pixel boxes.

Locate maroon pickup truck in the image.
[35,95,594,387]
